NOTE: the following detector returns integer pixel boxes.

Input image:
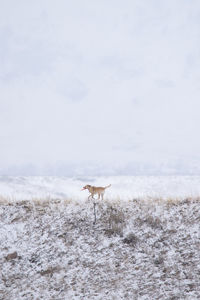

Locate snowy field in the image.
[0,176,200,299]
[1,176,200,201]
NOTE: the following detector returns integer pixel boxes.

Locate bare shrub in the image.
[136,215,163,230]
[144,216,163,230]
[101,204,126,237]
[5,252,18,261]
[123,233,138,247]
[154,256,164,265]
[40,266,61,276]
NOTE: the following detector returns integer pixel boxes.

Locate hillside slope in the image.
[0,197,199,299]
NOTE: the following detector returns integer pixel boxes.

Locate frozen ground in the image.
[1,176,200,200]
[0,176,200,299]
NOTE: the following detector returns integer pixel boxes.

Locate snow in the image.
[1,175,200,201]
[0,176,200,299]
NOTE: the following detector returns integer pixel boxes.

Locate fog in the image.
[1,0,200,175]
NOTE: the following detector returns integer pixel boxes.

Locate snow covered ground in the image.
[0,176,200,299]
[1,176,200,201]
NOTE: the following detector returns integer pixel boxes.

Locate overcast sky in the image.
[1,0,200,176]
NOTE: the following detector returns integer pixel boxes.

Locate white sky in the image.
[1,0,200,175]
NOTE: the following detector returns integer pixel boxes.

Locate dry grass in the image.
[0,195,200,299]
